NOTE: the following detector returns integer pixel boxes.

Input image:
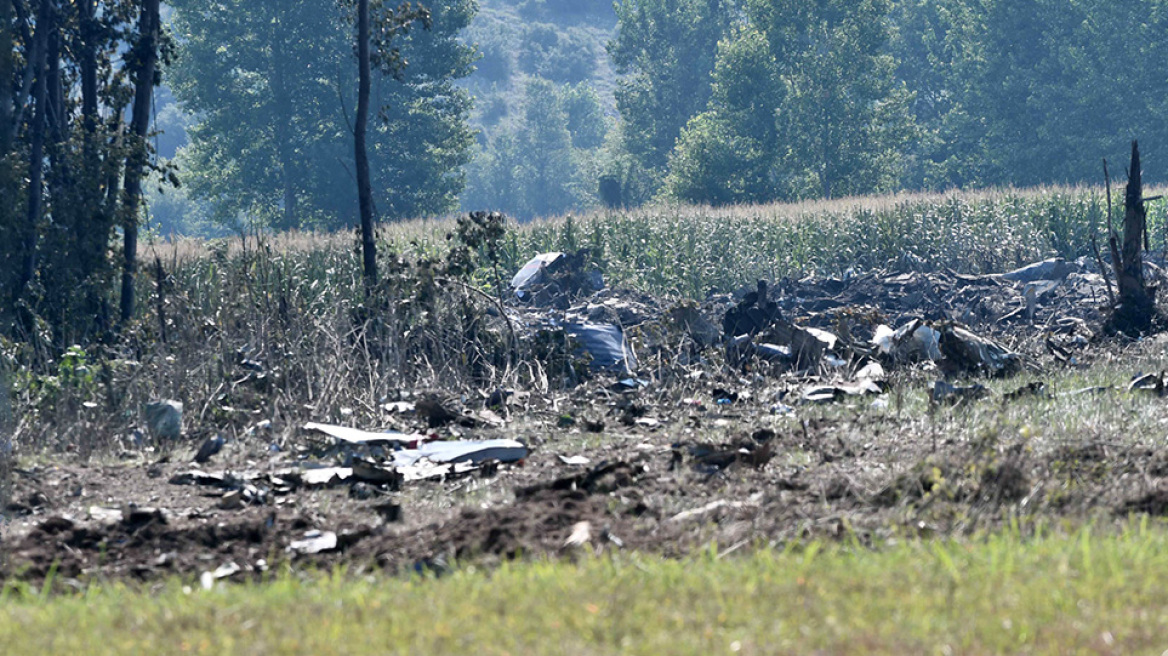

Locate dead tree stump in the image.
[1108,140,1156,334]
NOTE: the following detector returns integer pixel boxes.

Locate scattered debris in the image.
[512,250,604,304]
[512,252,564,300]
[874,320,941,362]
[564,521,592,548]
[669,499,758,523]
[937,323,1023,377]
[194,435,225,464]
[565,322,638,373]
[1004,381,1049,402]
[801,381,884,404]
[416,395,463,428]
[394,438,527,466]
[1129,372,1166,396]
[998,258,1076,283]
[4,253,1152,584]
[302,423,416,447]
[287,530,338,555]
[930,380,990,405]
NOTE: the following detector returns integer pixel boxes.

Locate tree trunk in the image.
[44,3,62,146]
[355,0,377,288]
[76,0,106,285]
[0,0,15,157]
[120,0,160,324]
[78,0,98,143]
[269,25,299,232]
[8,0,40,149]
[1111,140,1155,333]
[15,0,50,304]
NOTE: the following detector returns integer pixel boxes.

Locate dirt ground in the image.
[4,259,1168,585]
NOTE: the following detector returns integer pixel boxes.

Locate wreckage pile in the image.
[121,253,1134,511]
[505,250,1114,386]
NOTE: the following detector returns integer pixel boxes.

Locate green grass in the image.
[6,526,1168,654]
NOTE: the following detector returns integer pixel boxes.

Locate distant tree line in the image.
[610,0,1168,207]
[463,0,1168,218]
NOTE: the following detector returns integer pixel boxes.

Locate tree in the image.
[518,23,597,84]
[16,0,49,305]
[462,79,596,220]
[168,0,476,231]
[353,0,430,287]
[747,0,914,199]
[0,0,15,157]
[609,0,735,178]
[665,26,779,205]
[891,0,1168,189]
[561,84,607,150]
[356,0,377,284]
[461,129,522,215]
[666,111,771,206]
[888,0,981,189]
[519,78,582,219]
[120,0,161,323]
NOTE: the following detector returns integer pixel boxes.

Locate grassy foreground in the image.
[5,526,1168,654]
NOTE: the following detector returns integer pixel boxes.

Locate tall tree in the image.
[355,0,376,284]
[665,26,778,205]
[1,0,154,341]
[0,0,15,157]
[666,0,913,205]
[353,0,430,287]
[462,80,595,219]
[16,0,50,304]
[749,0,914,199]
[120,0,160,323]
[518,78,582,219]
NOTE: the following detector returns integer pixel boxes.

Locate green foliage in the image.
[609,0,735,176]
[1,0,161,344]
[665,1,916,205]
[892,0,1168,189]
[518,23,598,84]
[665,111,772,206]
[561,84,608,150]
[462,79,598,219]
[516,0,615,22]
[168,0,477,231]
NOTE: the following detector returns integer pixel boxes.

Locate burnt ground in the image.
[5,259,1168,586]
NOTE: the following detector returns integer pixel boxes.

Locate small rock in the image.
[144,400,183,441]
